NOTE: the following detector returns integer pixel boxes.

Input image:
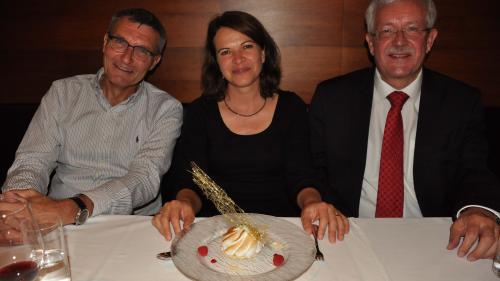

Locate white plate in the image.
[171,214,315,281]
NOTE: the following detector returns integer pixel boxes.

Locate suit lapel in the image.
[348,69,374,215]
[352,69,375,172]
[413,68,444,215]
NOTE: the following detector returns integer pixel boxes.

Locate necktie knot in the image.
[388,91,409,110]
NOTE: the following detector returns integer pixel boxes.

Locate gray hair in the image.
[365,0,437,34]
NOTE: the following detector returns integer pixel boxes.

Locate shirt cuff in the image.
[456,205,500,221]
[2,185,35,192]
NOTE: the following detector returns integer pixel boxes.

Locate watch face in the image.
[76,209,89,225]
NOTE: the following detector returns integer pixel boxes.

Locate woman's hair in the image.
[201,11,282,100]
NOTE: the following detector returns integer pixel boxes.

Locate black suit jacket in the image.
[310,67,500,217]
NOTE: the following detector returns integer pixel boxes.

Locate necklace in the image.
[223,97,267,117]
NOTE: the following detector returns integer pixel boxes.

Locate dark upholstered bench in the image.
[1,103,499,203]
[0,104,39,185]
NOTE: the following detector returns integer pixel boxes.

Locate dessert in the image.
[222,225,263,258]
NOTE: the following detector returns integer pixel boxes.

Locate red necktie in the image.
[376,91,409,218]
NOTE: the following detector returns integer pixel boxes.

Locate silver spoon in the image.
[156,229,185,260]
[156,251,172,260]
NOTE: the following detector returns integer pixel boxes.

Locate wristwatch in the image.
[70,195,89,225]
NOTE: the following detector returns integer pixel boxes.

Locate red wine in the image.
[0,260,38,281]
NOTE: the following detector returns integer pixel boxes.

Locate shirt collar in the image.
[373,69,422,112]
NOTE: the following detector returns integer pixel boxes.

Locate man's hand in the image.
[447,207,500,261]
[297,187,349,243]
[4,189,80,225]
[5,189,42,199]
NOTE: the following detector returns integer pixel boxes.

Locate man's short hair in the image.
[365,0,437,34]
[107,8,167,54]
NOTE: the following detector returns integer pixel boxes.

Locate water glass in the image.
[33,213,71,281]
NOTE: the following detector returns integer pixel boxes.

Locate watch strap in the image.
[70,196,87,211]
[70,195,89,225]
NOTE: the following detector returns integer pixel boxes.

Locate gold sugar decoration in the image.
[190,161,263,241]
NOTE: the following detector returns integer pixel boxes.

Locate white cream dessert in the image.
[222,225,263,258]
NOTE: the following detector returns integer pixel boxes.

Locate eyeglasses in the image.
[373,26,431,39]
[107,33,157,60]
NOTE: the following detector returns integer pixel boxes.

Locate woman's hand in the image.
[152,189,201,241]
[152,199,195,241]
[297,187,350,243]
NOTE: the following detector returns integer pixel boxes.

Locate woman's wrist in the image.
[176,188,202,213]
[297,187,322,209]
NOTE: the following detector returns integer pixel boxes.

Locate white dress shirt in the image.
[359,70,423,218]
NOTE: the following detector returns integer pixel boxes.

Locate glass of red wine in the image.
[0,193,43,281]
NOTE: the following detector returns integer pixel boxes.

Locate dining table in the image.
[65,215,497,281]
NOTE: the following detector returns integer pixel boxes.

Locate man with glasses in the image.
[310,0,500,260]
[2,8,182,225]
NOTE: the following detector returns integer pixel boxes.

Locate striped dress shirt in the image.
[3,68,183,216]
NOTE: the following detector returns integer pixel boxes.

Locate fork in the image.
[312,224,324,261]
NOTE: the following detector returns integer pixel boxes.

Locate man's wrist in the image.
[69,195,93,225]
[59,199,81,225]
[457,206,500,224]
[61,194,94,225]
[79,194,94,217]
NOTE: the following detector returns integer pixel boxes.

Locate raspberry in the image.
[210,258,217,263]
[197,246,208,257]
[273,254,284,266]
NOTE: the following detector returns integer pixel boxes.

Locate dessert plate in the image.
[171,214,315,281]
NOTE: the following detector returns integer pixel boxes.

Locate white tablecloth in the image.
[65,215,496,281]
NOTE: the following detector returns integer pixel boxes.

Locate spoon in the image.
[156,251,172,260]
[156,229,185,260]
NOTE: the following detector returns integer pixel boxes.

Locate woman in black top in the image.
[153,11,348,243]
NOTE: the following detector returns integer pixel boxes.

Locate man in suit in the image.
[310,0,500,261]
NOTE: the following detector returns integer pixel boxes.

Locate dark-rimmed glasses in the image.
[107,33,158,60]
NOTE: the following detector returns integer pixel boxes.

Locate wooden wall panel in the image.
[1,0,499,105]
[281,46,343,102]
[218,0,344,47]
[429,0,500,106]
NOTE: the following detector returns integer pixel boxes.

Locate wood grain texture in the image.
[1,0,499,105]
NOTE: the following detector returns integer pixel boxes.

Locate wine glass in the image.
[0,193,43,281]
